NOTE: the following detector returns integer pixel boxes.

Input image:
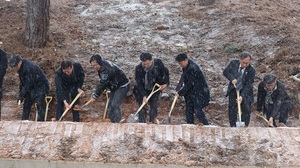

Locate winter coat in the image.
[0,49,7,78]
[134,58,169,98]
[18,59,49,100]
[177,59,210,107]
[223,59,255,103]
[93,59,129,98]
[55,62,85,101]
[257,81,291,118]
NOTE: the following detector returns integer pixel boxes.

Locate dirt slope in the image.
[0,0,299,126]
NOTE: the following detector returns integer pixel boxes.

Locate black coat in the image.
[94,60,129,97]
[55,62,85,101]
[18,59,49,99]
[223,59,255,103]
[134,58,169,97]
[0,49,7,77]
[257,81,291,118]
[177,59,210,107]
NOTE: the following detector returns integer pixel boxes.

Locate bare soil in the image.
[0,0,300,127]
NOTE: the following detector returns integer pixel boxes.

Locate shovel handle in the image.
[103,90,111,119]
[255,112,274,127]
[168,95,178,118]
[134,84,161,115]
[59,91,84,121]
[44,96,53,121]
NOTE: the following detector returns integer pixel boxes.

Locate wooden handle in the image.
[59,91,84,121]
[168,95,178,117]
[134,84,161,115]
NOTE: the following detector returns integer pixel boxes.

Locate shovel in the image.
[44,96,53,121]
[73,99,94,111]
[234,84,245,127]
[255,112,274,127]
[103,90,111,119]
[59,90,84,121]
[168,94,178,124]
[127,83,161,123]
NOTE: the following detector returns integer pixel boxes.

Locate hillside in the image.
[0,0,299,126]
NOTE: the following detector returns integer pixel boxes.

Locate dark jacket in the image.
[55,62,85,101]
[134,58,169,97]
[257,81,291,118]
[0,49,7,77]
[93,60,129,98]
[18,59,49,99]
[177,59,210,107]
[223,59,255,103]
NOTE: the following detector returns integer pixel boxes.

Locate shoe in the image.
[277,122,286,127]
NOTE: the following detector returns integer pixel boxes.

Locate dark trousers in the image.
[228,90,251,127]
[134,90,160,123]
[185,97,209,125]
[107,84,130,123]
[265,101,291,126]
[23,94,46,121]
[56,90,80,122]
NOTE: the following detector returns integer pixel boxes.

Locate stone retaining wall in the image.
[0,121,299,167]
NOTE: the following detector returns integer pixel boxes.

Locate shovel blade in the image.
[236,121,245,127]
[127,114,138,123]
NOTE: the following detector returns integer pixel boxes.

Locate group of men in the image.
[0,48,293,127]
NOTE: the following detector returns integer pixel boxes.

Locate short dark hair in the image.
[239,52,252,60]
[175,53,188,62]
[9,55,22,67]
[90,54,103,65]
[61,61,72,69]
[140,53,152,61]
[263,74,277,84]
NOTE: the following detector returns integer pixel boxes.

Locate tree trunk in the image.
[23,0,50,48]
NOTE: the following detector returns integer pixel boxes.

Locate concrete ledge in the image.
[0,121,300,167]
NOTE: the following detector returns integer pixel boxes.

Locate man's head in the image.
[90,54,102,71]
[61,61,73,76]
[9,55,22,70]
[140,53,153,69]
[239,52,252,69]
[263,74,277,91]
[175,53,188,68]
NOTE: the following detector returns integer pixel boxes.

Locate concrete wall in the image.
[0,121,299,167]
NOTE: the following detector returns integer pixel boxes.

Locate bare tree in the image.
[23,0,50,48]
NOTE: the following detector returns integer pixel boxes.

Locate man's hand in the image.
[142,96,148,104]
[17,97,23,105]
[78,88,85,96]
[236,96,243,103]
[63,100,71,110]
[159,84,168,90]
[232,79,237,86]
